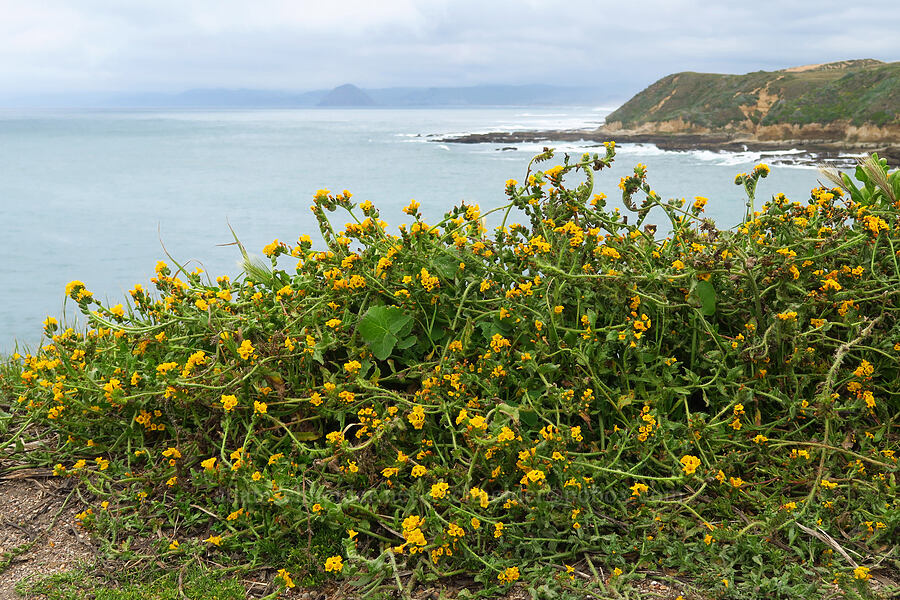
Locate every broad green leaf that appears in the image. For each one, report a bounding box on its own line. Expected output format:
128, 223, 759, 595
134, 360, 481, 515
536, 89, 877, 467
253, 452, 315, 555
536, 363, 560, 376
519, 409, 538, 429
359, 305, 413, 360
694, 280, 717, 316
367, 331, 396, 361
397, 316, 415, 338
432, 255, 460, 279
496, 403, 520, 422
396, 335, 416, 350
477, 321, 505, 341
425, 325, 447, 345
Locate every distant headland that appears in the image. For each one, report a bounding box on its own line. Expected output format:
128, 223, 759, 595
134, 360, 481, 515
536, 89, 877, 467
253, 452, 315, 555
439, 60, 900, 165
317, 84, 376, 106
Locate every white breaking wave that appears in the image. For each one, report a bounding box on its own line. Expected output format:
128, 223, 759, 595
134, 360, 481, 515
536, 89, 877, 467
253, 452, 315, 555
613, 143, 668, 156
436, 121, 603, 137
513, 112, 569, 117
683, 149, 763, 166
462, 140, 856, 171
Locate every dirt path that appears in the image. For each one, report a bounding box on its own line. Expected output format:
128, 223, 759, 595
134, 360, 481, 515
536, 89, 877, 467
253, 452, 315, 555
0, 475, 95, 600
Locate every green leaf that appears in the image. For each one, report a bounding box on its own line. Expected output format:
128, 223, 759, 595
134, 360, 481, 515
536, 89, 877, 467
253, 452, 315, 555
425, 325, 448, 345
396, 335, 416, 350
496, 403, 520, 422
694, 280, 717, 316
519, 409, 538, 429
359, 305, 413, 360
477, 321, 505, 341
638, 351, 655, 363
362, 327, 397, 360
616, 394, 634, 410
536, 363, 560, 376
397, 316, 415, 338
432, 255, 460, 279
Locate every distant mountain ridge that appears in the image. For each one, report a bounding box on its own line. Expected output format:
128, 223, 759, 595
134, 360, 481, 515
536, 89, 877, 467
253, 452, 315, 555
1, 84, 618, 108
603, 59, 900, 143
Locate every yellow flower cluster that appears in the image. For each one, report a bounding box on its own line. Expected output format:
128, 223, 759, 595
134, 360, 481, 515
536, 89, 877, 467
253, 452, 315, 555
220, 394, 238, 412
497, 566, 520, 583
680, 455, 702, 475
236, 340, 255, 360
324, 555, 344, 572
408, 404, 425, 429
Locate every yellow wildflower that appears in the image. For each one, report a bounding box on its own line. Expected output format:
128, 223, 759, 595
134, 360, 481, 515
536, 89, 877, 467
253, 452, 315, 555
277, 569, 295, 588
220, 394, 238, 412
324, 555, 344, 573
680, 455, 702, 475
498, 566, 520, 584
430, 481, 449, 499
236, 340, 255, 360
344, 360, 361, 375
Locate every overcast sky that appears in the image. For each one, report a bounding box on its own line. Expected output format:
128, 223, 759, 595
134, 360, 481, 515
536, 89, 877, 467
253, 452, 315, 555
1, 0, 898, 96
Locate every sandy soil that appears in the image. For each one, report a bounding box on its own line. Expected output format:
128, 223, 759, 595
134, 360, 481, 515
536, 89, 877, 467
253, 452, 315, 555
0, 473, 96, 600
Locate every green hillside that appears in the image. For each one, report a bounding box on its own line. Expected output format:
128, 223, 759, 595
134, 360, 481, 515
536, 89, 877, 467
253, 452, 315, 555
606, 59, 900, 130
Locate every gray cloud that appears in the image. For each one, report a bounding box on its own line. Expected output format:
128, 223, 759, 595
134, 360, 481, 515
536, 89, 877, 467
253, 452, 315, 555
0, 0, 897, 94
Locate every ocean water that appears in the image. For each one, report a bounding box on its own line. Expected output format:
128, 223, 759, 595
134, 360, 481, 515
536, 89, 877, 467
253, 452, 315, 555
0, 106, 840, 352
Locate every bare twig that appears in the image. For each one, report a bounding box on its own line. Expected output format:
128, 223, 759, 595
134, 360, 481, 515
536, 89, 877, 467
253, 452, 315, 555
795, 523, 861, 568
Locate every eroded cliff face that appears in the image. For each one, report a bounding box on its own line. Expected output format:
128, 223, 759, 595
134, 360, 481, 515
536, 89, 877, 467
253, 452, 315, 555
603, 119, 900, 143
753, 122, 900, 143
604, 118, 710, 135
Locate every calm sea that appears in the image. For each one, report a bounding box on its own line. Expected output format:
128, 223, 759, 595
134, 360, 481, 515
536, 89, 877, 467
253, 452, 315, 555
0, 107, 836, 352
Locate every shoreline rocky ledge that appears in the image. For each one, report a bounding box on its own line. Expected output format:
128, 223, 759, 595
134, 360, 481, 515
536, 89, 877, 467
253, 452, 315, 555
434, 128, 900, 167
437, 59, 900, 167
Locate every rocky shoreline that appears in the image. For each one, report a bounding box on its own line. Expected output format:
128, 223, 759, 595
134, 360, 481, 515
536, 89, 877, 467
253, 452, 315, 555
434, 128, 900, 167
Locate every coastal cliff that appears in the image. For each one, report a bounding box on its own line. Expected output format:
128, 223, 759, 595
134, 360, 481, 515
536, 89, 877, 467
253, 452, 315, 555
437, 59, 900, 165
603, 59, 899, 144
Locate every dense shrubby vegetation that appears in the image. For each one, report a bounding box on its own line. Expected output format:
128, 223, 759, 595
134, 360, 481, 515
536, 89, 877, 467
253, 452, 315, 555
1, 146, 898, 598
605, 60, 900, 130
